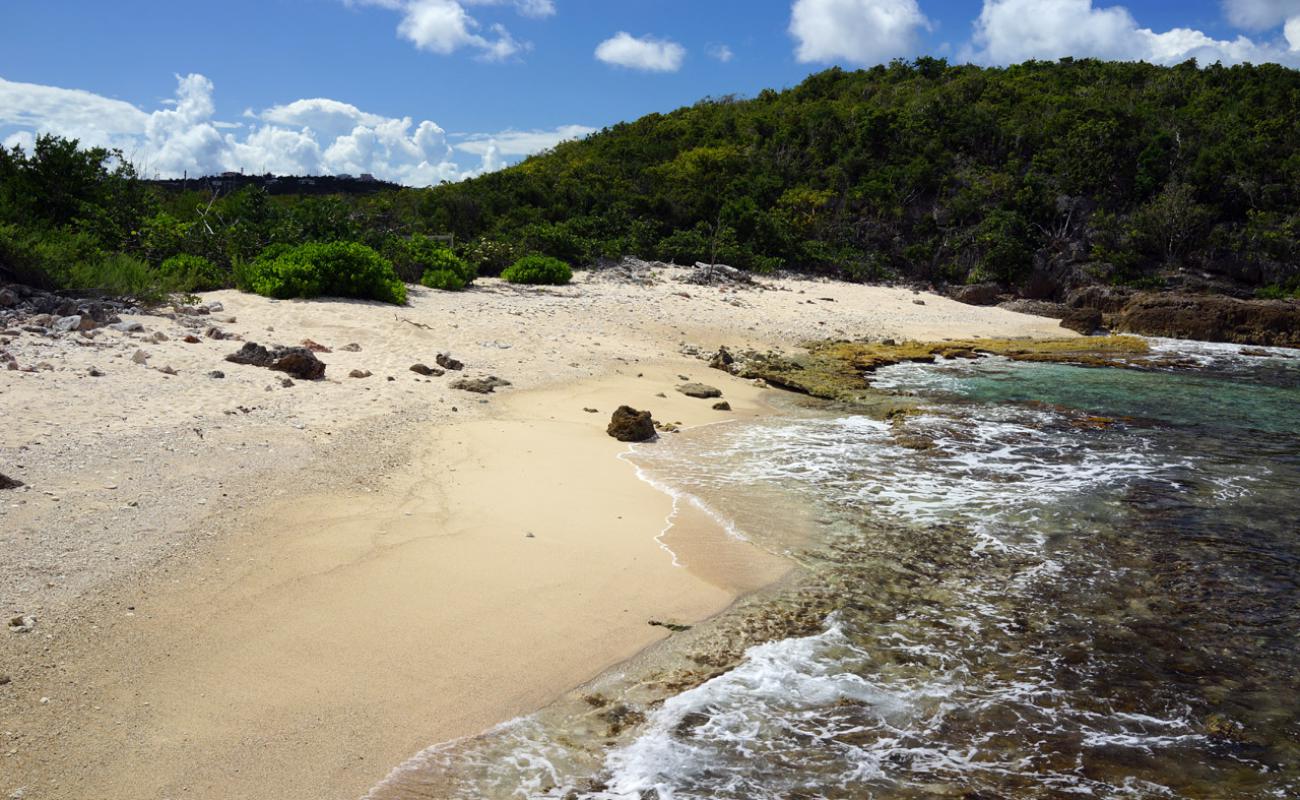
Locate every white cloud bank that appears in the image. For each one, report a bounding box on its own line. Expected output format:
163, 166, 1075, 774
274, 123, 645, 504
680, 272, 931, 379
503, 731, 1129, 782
0, 74, 593, 186
595, 32, 687, 72
967, 0, 1300, 65
347, 0, 554, 60
790, 0, 931, 65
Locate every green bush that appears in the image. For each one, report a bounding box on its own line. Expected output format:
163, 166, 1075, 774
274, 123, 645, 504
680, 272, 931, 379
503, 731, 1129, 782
462, 237, 521, 276
500, 254, 573, 286
420, 269, 468, 291
242, 241, 407, 304
159, 254, 224, 292
66, 253, 165, 301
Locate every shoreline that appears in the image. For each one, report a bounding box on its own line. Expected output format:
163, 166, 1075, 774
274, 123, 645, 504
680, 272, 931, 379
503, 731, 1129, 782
1, 269, 1075, 800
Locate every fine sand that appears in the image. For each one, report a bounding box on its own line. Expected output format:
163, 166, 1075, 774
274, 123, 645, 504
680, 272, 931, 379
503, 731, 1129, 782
0, 267, 1072, 799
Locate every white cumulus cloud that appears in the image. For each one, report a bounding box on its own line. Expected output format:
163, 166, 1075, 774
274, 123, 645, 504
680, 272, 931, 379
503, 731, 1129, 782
708, 43, 736, 62
595, 32, 687, 72
349, 0, 544, 60
1222, 0, 1300, 31
967, 0, 1300, 65
790, 0, 930, 65
0, 73, 588, 186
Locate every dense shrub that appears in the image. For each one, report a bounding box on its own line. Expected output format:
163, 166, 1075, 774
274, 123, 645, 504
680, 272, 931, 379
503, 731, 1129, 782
500, 254, 573, 286
66, 253, 165, 300
401, 234, 475, 291
159, 254, 224, 292
461, 237, 522, 276
242, 241, 407, 304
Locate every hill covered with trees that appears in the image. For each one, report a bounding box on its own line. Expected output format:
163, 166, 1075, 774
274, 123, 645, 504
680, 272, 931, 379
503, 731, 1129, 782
429, 58, 1300, 296
3, 58, 1300, 300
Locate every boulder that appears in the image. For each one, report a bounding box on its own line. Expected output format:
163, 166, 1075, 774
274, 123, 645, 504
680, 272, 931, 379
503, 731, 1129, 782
436, 352, 464, 371
607, 406, 656, 442
677, 382, 722, 399
1060, 309, 1103, 335
0, 472, 23, 490
951, 283, 1002, 306
225, 342, 326, 380
1112, 293, 1300, 348
0, 288, 17, 308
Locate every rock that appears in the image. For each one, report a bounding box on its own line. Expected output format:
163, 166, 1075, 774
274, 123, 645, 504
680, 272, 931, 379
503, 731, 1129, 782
109, 321, 145, 333
53, 315, 86, 333
145, 331, 169, 343
0, 288, 17, 307
349, 369, 372, 379
436, 352, 464, 371
340, 342, 362, 352
607, 406, 656, 442
88, 367, 105, 377
206, 301, 224, 313
709, 346, 735, 371
1060, 308, 1103, 335
8, 615, 35, 634
0, 473, 23, 490
677, 382, 722, 399
712, 401, 732, 411
1066, 285, 1134, 313
301, 338, 331, 353
951, 283, 1002, 306
157, 365, 177, 375
582, 407, 599, 413
1113, 293, 1300, 348
410, 363, 444, 377
451, 376, 511, 394
131, 349, 150, 364
208, 370, 225, 379
184, 335, 201, 343
682, 263, 754, 287
912, 299, 926, 305
225, 342, 326, 380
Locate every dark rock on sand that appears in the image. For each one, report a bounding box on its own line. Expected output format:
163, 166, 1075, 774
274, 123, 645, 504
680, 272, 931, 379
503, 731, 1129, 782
436, 352, 464, 371
349, 369, 373, 379
1060, 308, 1103, 335
1112, 293, 1300, 347
712, 401, 732, 411
709, 346, 735, 371
951, 283, 1002, 306
226, 342, 326, 380
451, 376, 511, 394
607, 406, 656, 442
410, 363, 445, 377
677, 382, 722, 399
0, 472, 23, 490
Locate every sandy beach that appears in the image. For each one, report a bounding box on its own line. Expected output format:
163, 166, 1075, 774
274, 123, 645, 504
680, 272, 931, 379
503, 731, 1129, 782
0, 267, 1072, 799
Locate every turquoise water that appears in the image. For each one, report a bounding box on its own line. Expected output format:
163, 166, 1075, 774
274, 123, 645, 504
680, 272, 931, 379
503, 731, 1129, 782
371, 341, 1300, 800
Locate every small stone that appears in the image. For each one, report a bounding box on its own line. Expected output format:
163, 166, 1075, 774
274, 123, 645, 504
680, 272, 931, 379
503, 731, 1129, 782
206, 301, 224, 313
109, 321, 145, 333
349, 369, 373, 379
0, 473, 23, 490
301, 338, 331, 353
410, 363, 444, 377
88, 367, 105, 377
450, 376, 510, 394
146, 331, 169, 343
436, 352, 465, 371
157, 365, 177, 375
340, 343, 362, 352
583, 407, 599, 413
183, 335, 201, 344
209, 370, 225, 379
712, 401, 732, 411
8, 615, 36, 634
131, 349, 150, 364
677, 383, 722, 399
913, 299, 926, 305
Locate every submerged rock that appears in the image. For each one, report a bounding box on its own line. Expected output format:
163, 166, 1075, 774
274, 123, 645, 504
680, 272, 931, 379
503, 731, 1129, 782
607, 406, 656, 442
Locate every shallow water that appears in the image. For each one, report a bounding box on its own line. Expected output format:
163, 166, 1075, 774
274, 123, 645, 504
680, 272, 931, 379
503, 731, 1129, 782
370, 340, 1300, 800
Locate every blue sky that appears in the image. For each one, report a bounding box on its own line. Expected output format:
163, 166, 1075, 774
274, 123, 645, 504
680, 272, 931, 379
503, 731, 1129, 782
3, 1, 1299, 184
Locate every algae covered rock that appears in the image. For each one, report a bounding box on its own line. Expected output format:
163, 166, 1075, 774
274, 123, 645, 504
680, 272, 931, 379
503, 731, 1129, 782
607, 406, 656, 442
677, 382, 722, 399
